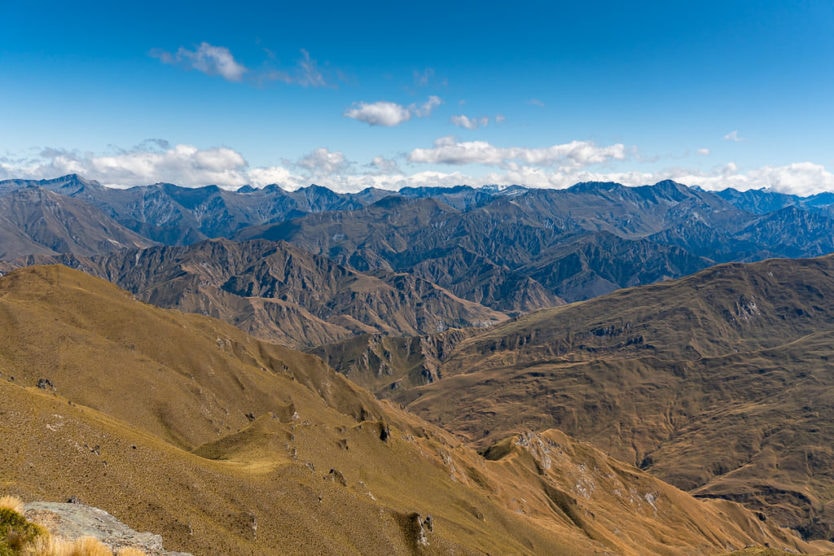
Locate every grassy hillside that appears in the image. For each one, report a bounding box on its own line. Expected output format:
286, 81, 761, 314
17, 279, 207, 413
0, 265, 825, 554
392, 255, 834, 539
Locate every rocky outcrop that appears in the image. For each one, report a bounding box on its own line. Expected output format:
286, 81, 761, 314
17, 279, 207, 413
24, 501, 190, 556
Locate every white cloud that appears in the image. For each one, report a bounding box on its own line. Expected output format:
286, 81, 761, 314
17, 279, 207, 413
408, 137, 626, 169
296, 147, 350, 176
752, 162, 834, 195
344, 101, 413, 126
153, 42, 247, 82
0, 144, 250, 188
450, 114, 489, 130
4, 141, 834, 197
528, 98, 545, 107
670, 161, 834, 196
154, 45, 333, 87
95, 144, 249, 187
724, 130, 743, 142
296, 49, 326, 87
275, 161, 834, 195
495, 114, 506, 124
368, 156, 402, 175
697, 148, 711, 156
248, 166, 299, 188
344, 96, 443, 127
263, 49, 327, 87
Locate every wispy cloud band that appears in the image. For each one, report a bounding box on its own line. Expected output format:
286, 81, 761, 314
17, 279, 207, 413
408, 137, 626, 169
152, 43, 330, 87
3, 142, 834, 197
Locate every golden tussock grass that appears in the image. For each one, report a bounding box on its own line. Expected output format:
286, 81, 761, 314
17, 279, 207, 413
1, 502, 45, 555
22, 534, 147, 556
0, 497, 24, 515
116, 548, 148, 556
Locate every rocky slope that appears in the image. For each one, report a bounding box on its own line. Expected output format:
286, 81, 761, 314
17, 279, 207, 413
310, 329, 474, 396
23, 501, 190, 555
75, 238, 506, 348
0, 187, 153, 260
0, 174, 368, 244
238, 180, 834, 307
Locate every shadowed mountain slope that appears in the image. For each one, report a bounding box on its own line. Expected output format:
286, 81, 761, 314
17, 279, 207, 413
374, 255, 834, 540
0, 175, 369, 245
0, 265, 827, 555
75, 238, 507, 348
310, 329, 475, 396
235, 186, 726, 307
0, 187, 153, 260
6, 175, 834, 313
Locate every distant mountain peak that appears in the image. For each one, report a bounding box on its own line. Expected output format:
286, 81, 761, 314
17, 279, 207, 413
37, 173, 104, 193
652, 179, 687, 190
261, 183, 287, 193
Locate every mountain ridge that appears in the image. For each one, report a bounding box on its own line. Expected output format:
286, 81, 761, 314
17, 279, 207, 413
6, 174, 834, 313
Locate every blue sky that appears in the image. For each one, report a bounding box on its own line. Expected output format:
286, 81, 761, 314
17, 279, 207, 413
2, 1, 833, 193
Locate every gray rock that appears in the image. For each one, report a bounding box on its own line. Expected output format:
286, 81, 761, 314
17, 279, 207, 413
24, 501, 191, 556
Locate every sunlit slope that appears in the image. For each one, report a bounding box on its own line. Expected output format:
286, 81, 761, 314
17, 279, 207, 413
400, 255, 834, 539
0, 265, 827, 554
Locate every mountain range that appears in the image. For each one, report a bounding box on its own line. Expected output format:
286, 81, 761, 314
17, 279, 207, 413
5, 174, 834, 551
0, 175, 834, 324
84, 238, 506, 348
4, 174, 834, 322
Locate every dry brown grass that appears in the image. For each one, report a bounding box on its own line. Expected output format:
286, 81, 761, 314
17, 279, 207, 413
723, 548, 803, 556
115, 548, 147, 556
392, 255, 834, 539
0, 496, 23, 514
23, 535, 119, 556
0, 265, 831, 555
